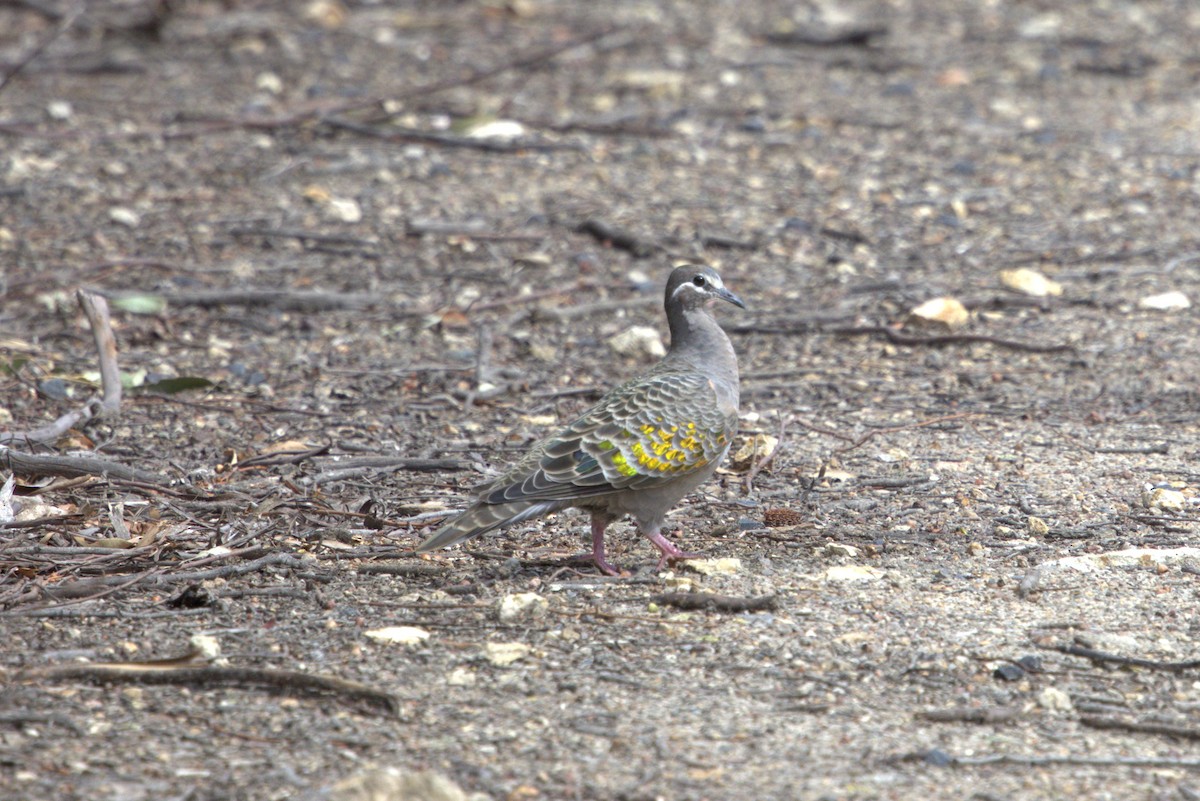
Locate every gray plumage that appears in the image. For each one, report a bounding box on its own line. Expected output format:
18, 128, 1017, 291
416, 265, 744, 575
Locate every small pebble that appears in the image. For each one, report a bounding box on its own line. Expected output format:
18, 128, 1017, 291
993, 663, 1025, 681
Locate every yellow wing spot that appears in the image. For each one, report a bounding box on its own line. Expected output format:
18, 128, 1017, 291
598, 440, 615, 451
658, 427, 674, 441
640, 424, 656, 437
612, 451, 638, 477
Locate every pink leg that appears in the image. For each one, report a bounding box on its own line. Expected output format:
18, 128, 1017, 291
589, 517, 622, 576
645, 527, 702, 570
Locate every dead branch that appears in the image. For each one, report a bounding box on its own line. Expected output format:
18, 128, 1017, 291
160, 289, 376, 312
761, 26, 888, 48
830, 324, 1074, 354
76, 289, 121, 414
1081, 715, 1200, 740
0, 552, 315, 612
0, 1, 85, 97
18, 661, 399, 717
0, 710, 84, 734
226, 226, 379, 248
306, 457, 468, 486
233, 443, 332, 469
397, 25, 623, 103
651, 591, 778, 613
1050, 642, 1200, 673
896, 751, 1200, 770
917, 706, 1023, 725
0, 290, 122, 447
699, 232, 760, 251
0, 450, 168, 484
576, 218, 661, 258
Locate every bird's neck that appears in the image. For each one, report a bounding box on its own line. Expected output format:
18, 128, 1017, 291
667, 306, 740, 406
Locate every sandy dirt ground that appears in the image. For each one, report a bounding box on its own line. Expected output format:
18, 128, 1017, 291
3, 2, 1200, 799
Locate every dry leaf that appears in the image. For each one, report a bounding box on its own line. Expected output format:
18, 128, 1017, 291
909, 297, 969, 329
1000, 267, 1063, 297
365, 626, 431, 645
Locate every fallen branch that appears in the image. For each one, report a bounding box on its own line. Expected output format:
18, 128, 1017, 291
652, 591, 777, 613
226, 226, 379, 248
306, 456, 469, 486
0, 290, 123, 447
576, 218, 661, 258
761, 26, 888, 48
1081, 715, 1200, 740
917, 706, 1023, 725
77, 290, 121, 414
160, 289, 376, 312
896, 750, 1200, 770
0, 450, 168, 484
0, 552, 315, 612
1050, 642, 1200, 673
18, 661, 399, 717
0, 1, 84, 97
830, 324, 1073, 354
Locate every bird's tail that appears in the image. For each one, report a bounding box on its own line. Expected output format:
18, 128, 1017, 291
415, 500, 560, 552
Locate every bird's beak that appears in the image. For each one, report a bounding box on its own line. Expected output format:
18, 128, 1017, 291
716, 285, 746, 309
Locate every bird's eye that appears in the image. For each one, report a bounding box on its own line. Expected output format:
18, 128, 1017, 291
692, 275, 707, 287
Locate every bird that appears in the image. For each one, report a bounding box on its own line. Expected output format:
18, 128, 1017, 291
416, 264, 744, 575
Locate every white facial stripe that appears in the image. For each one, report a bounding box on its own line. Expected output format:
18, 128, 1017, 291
671, 274, 722, 300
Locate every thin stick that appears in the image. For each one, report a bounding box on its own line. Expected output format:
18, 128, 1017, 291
0, 2, 85, 97
76, 290, 121, 414
0, 450, 168, 484
18, 662, 399, 717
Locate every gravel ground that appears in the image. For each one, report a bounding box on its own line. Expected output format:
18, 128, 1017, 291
2, 2, 1200, 800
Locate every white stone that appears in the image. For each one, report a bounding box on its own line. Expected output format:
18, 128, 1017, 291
364, 626, 430, 645
485, 642, 530, 667
608, 326, 666, 359
1139, 291, 1190, 311
1037, 686, 1073, 711
496, 592, 548, 623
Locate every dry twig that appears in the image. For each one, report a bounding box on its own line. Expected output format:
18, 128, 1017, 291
830, 324, 1073, 354
1051, 642, 1200, 673
18, 661, 399, 717
1081, 715, 1200, 740
0, 1, 85, 96
0, 290, 123, 448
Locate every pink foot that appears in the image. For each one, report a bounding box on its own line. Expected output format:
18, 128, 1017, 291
647, 529, 702, 570
562, 553, 623, 576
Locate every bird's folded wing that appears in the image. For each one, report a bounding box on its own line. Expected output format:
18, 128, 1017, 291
483, 372, 732, 505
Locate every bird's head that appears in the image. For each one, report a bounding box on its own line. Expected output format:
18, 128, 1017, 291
664, 265, 746, 312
